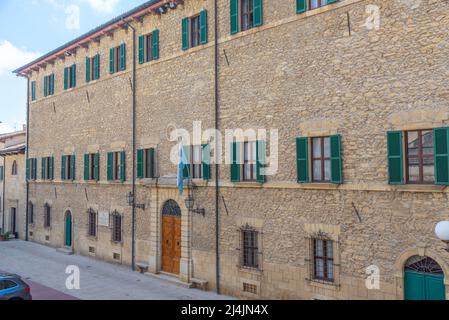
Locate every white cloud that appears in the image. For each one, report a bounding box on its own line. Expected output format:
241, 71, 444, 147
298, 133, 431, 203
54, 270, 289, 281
0, 41, 41, 75
65, 4, 81, 30
0, 123, 20, 135
80, 0, 120, 13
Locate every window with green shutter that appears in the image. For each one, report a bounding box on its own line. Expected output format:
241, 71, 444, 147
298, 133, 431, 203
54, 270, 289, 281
61, 155, 66, 180
109, 47, 115, 74
84, 153, 99, 181
387, 131, 404, 185
182, 12, 207, 50
31, 81, 36, 101
64, 65, 76, 89
298, 0, 338, 13
64, 67, 69, 90
26, 159, 30, 180
120, 43, 126, 71
137, 148, 156, 179
32, 158, 37, 180
61, 155, 75, 181
138, 35, 145, 64
202, 144, 211, 180
84, 154, 90, 180
434, 127, 449, 185
86, 55, 99, 82
86, 56, 91, 83
200, 10, 208, 45
107, 152, 114, 181
330, 135, 342, 184
152, 29, 159, 60
296, 137, 309, 183
139, 30, 160, 64
183, 145, 191, 179
41, 156, 53, 181
120, 151, 126, 182
41, 157, 47, 180
256, 140, 266, 183
110, 45, 126, 73
231, 141, 241, 182
230, 0, 239, 34
107, 151, 126, 182
137, 149, 144, 179
182, 17, 189, 50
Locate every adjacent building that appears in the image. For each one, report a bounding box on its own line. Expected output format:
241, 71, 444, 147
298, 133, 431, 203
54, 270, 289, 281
0, 129, 27, 239
13, 0, 449, 300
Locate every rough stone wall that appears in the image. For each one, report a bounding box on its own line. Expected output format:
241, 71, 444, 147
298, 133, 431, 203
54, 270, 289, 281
26, 0, 449, 299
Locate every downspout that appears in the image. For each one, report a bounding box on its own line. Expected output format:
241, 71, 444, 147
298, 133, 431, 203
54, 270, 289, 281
122, 18, 137, 272
25, 76, 30, 241
214, 0, 221, 295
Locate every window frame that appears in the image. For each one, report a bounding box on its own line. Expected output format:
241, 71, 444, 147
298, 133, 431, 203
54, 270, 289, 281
308, 0, 329, 10
145, 33, 153, 62
241, 0, 254, 32
44, 204, 51, 229
311, 136, 331, 182
405, 129, 435, 185
68, 65, 76, 89
313, 238, 334, 282
88, 153, 96, 181
64, 155, 75, 181
88, 209, 97, 237
190, 14, 201, 48
189, 145, 203, 179
243, 141, 257, 182
111, 211, 122, 243
241, 227, 259, 269
11, 161, 18, 176
28, 202, 34, 225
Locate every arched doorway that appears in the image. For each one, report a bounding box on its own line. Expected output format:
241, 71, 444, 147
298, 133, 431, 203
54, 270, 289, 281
161, 200, 181, 275
404, 256, 446, 300
64, 211, 72, 247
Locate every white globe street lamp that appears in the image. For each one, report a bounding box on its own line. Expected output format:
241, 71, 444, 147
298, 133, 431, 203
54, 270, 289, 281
435, 221, 449, 252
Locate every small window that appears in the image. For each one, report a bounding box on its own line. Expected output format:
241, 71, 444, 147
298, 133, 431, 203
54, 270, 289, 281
190, 15, 201, 48
405, 130, 434, 184
240, 227, 259, 269
44, 204, 51, 228
111, 211, 122, 243
313, 239, 334, 282
241, 0, 254, 31
309, 0, 330, 10
138, 148, 155, 179
0, 280, 18, 290
27, 158, 37, 180
109, 151, 125, 181
42, 157, 53, 181
0, 166, 4, 181
145, 33, 154, 62
28, 202, 34, 225
312, 137, 331, 182
43, 74, 54, 96
88, 209, 97, 237
62, 155, 75, 181
66, 65, 76, 89
190, 145, 203, 179
243, 141, 257, 181
11, 161, 17, 176
31, 81, 36, 101
86, 54, 100, 82
85, 153, 98, 181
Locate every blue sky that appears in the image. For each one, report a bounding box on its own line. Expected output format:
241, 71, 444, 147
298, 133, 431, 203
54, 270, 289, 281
0, 0, 145, 133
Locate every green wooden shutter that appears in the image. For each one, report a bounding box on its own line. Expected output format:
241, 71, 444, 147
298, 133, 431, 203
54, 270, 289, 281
31, 81, 36, 101
202, 144, 211, 180
328, 0, 338, 4
94, 153, 100, 181
120, 151, 126, 182
49, 157, 54, 180
109, 48, 115, 74
41, 158, 46, 180
33, 159, 37, 180
120, 43, 126, 71
86, 57, 91, 82
137, 149, 144, 179
147, 148, 155, 178
330, 135, 343, 184
387, 131, 404, 185
71, 64, 76, 88
84, 154, 90, 180
43, 76, 48, 97
95, 54, 100, 80
183, 146, 190, 178
26, 159, 30, 180
107, 152, 113, 181
253, 0, 263, 27
434, 127, 449, 185
64, 67, 68, 90
182, 17, 189, 50
138, 35, 145, 64
296, 137, 309, 183
231, 142, 241, 182
70, 155, 76, 181
61, 156, 66, 180
50, 74, 55, 95
152, 29, 159, 60
256, 140, 266, 183
230, 0, 239, 34
297, 0, 307, 13
200, 10, 208, 45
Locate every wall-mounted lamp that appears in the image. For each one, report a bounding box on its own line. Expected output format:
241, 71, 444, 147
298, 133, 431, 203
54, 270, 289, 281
435, 221, 449, 252
127, 192, 145, 210
184, 195, 205, 216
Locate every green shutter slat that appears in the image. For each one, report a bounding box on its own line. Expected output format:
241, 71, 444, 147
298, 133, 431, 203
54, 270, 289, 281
387, 131, 404, 185
107, 152, 113, 181
137, 149, 144, 179
231, 142, 241, 182
120, 151, 126, 182
33, 159, 37, 180
50, 74, 55, 95
70, 154, 76, 181
95, 54, 100, 80
64, 67, 68, 90
296, 137, 309, 183
71, 64, 76, 88
183, 146, 190, 178
147, 148, 155, 178
330, 135, 343, 184
120, 44, 126, 71
61, 156, 66, 180
138, 35, 145, 64
86, 57, 91, 82
109, 48, 115, 74
50, 157, 54, 180
152, 29, 159, 60
182, 17, 189, 50
434, 127, 449, 185
202, 144, 211, 180
200, 10, 208, 45
84, 154, 90, 181
41, 158, 46, 180
94, 153, 100, 181
26, 159, 30, 180
253, 0, 263, 27
297, 0, 307, 13
43, 76, 48, 97
256, 140, 266, 183
31, 81, 36, 101
230, 0, 239, 34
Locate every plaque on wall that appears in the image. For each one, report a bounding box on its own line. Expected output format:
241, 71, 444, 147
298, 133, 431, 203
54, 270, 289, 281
98, 211, 109, 227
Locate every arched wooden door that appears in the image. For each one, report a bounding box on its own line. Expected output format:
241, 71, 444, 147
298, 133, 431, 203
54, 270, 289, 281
64, 211, 72, 247
404, 256, 446, 300
161, 200, 181, 275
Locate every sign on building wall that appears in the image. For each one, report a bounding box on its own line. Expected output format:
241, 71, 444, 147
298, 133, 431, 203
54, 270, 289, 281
98, 211, 109, 227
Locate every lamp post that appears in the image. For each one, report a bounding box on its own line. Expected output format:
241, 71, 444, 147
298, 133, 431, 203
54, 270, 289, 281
435, 221, 449, 252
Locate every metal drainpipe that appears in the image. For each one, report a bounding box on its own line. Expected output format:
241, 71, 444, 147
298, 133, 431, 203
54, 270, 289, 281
214, 0, 221, 295
121, 19, 137, 272
25, 76, 30, 241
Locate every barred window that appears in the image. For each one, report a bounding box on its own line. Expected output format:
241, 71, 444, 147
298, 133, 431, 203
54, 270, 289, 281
44, 204, 51, 228
241, 228, 259, 269
111, 211, 122, 243
28, 202, 34, 225
88, 209, 97, 237
313, 239, 334, 282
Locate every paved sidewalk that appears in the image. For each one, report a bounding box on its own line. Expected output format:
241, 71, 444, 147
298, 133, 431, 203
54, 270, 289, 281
0, 240, 231, 300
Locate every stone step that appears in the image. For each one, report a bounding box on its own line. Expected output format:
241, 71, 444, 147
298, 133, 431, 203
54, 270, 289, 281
144, 272, 193, 289
56, 247, 74, 255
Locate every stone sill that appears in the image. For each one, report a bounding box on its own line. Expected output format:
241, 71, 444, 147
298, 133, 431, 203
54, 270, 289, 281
306, 278, 340, 291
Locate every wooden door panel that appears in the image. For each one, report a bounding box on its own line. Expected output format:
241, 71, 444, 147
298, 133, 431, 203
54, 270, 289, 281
161, 215, 181, 275
173, 217, 181, 274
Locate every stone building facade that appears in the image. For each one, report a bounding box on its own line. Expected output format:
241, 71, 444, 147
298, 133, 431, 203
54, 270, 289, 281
14, 0, 449, 299
0, 129, 27, 239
